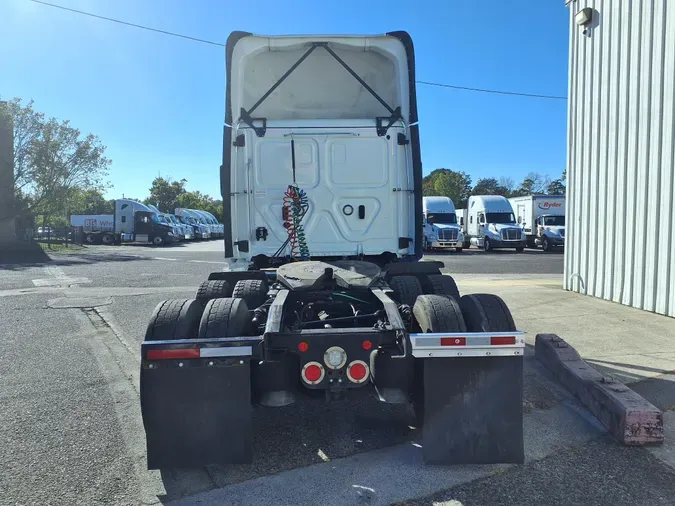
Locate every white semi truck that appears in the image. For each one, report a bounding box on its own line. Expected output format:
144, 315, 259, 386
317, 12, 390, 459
176, 208, 215, 239
422, 196, 464, 252
140, 31, 525, 470
461, 195, 526, 252
71, 199, 176, 246
175, 209, 211, 240
146, 205, 192, 241
508, 195, 565, 251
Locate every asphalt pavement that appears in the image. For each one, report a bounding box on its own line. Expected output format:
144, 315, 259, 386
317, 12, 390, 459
0, 240, 672, 506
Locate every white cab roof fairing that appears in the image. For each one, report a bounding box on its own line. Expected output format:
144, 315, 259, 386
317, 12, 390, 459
221, 31, 423, 260
115, 199, 155, 214
469, 195, 515, 213
423, 196, 457, 214
228, 34, 411, 123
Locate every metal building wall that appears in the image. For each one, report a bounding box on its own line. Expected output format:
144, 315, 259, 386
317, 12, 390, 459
564, 0, 675, 317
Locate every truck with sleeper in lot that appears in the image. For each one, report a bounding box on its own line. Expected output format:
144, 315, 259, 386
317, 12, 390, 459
422, 196, 464, 252
147, 205, 188, 241
461, 195, 526, 252
509, 195, 565, 251
176, 208, 214, 239
140, 31, 525, 470
175, 209, 211, 240
192, 209, 224, 238
71, 200, 176, 246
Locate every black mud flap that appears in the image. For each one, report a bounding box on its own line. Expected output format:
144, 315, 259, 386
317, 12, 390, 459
420, 356, 524, 465
140, 358, 252, 469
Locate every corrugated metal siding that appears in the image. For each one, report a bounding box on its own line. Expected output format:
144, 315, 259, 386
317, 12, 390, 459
564, 0, 675, 318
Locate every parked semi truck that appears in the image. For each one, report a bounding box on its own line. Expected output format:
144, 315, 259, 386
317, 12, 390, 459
508, 195, 565, 251
459, 195, 526, 252
422, 196, 464, 252
176, 208, 214, 239
71, 200, 176, 246
147, 205, 191, 241
140, 31, 525, 470
192, 209, 224, 238
175, 209, 211, 240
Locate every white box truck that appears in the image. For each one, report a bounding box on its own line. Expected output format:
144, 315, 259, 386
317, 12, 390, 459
139, 31, 525, 471
422, 196, 464, 252
70, 199, 177, 246
463, 195, 526, 252
508, 195, 565, 251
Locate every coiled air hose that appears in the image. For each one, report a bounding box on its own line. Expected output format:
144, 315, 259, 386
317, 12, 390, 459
274, 184, 310, 260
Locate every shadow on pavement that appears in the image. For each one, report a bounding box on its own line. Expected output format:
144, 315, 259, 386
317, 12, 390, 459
0, 242, 53, 267
155, 387, 414, 503
0, 249, 152, 271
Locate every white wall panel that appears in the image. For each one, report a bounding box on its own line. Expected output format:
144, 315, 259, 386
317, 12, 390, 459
564, 0, 675, 317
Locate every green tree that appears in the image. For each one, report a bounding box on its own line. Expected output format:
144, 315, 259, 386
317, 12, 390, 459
471, 178, 509, 196
144, 177, 187, 212
547, 179, 566, 195
422, 169, 472, 207
1, 97, 111, 220
512, 172, 551, 196
67, 188, 114, 215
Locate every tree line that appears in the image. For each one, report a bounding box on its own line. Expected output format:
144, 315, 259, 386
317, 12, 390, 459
2, 97, 222, 228
4, 96, 564, 228
423, 169, 566, 209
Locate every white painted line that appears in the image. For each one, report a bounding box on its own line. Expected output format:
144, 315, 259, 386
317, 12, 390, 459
188, 260, 226, 264
152, 257, 177, 261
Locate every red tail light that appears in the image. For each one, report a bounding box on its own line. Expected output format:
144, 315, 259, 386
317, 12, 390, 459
362, 340, 373, 351
301, 361, 325, 384
440, 337, 466, 346
491, 336, 516, 345
298, 341, 309, 352
346, 360, 369, 384
147, 348, 200, 360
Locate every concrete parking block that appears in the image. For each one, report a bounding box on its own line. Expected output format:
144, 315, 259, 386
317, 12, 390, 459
535, 333, 663, 446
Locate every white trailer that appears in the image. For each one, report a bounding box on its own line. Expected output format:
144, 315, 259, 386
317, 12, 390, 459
70, 215, 114, 232
70, 200, 176, 246
508, 195, 565, 251
422, 196, 464, 252
463, 195, 526, 252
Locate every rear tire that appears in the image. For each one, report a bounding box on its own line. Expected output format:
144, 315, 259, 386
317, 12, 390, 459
411, 295, 466, 425
145, 299, 203, 341
421, 274, 460, 302
412, 294, 467, 333
196, 279, 232, 303
388, 275, 424, 307
85, 233, 97, 244
459, 293, 516, 332
231, 279, 268, 309
101, 233, 115, 245
198, 297, 251, 338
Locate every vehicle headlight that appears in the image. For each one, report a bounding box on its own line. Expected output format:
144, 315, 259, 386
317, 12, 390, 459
167, 232, 174, 236
457, 231, 464, 240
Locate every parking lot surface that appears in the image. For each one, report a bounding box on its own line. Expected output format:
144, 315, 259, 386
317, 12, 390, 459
1, 241, 672, 505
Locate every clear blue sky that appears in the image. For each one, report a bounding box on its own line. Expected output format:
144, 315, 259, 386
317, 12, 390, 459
1, 0, 570, 200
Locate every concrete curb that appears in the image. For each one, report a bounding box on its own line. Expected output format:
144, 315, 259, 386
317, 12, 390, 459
535, 333, 664, 445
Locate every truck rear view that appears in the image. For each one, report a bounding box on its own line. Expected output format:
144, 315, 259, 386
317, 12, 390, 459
140, 31, 525, 471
